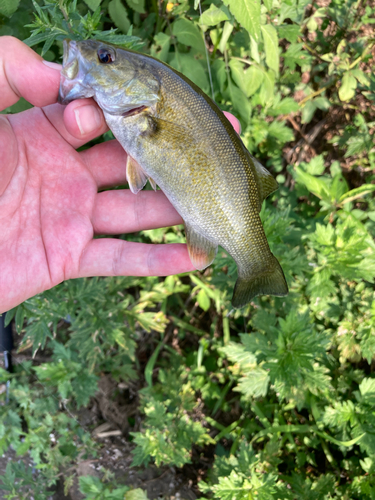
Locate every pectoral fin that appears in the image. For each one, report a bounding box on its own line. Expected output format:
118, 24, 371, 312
148, 177, 157, 191
126, 155, 148, 194
185, 222, 217, 270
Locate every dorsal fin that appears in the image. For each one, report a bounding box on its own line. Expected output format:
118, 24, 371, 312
250, 156, 279, 210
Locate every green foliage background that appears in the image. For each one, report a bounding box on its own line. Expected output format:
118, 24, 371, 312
1, 0, 375, 498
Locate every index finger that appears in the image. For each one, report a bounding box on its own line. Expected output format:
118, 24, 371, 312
0, 36, 61, 111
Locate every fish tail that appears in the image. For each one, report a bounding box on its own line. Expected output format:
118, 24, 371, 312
232, 255, 288, 308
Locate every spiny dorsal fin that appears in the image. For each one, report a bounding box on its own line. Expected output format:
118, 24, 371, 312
251, 156, 279, 210
126, 155, 148, 194
185, 222, 218, 271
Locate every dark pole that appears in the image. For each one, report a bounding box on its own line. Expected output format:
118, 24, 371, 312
0, 314, 14, 402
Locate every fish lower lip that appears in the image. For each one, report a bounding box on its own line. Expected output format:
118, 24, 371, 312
122, 106, 148, 118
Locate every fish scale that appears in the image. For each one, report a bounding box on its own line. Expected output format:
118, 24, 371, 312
58, 39, 288, 308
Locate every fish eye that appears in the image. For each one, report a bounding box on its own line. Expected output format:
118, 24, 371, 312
97, 48, 115, 64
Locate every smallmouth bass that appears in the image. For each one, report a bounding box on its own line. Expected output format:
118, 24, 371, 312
58, 39, 288, 308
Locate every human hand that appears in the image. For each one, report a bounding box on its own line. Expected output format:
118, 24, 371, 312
0, 36, 241, 314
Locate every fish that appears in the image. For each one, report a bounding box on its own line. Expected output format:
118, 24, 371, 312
58, 39, 288, 308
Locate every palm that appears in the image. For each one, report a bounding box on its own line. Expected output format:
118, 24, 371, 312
0, 36, 240, 313
0, 104, 190, 312
2, 107, 95, 306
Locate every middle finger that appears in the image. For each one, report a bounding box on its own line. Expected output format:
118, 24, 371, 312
92, 189, 183, 235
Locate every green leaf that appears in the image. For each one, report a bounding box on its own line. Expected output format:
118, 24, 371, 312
145, 341, 164, 387
125, 489, 149, 500
339, 184, 375, 205
303, 155, 325, 175
229, 59, 247, 95
200, 4, 229, 26
222, 0, 261, 41
197, 289, 210, 311
108, 0, 131, 34
170, 54, 209, 92
125, 0, 145, 13
277, 24, 300, 43
15, 305, 25, 333
263, 0, 273, 12
4, 307, 17, 328
153, 32, 170, 62
295, 167, 331, 201
301, 100, 316, 124
351, 68, 370, 86
268, 97, 298, 116
172, 18, 205, 52
243, 65, 263, 96
237, 368, 270, 397
83, 0, 102, 11
219, 20, 234, 53
330, 173, 348, 202
229, 81, 251, 122
339, 72, 357, 101
0, 0, 20, 17
261, 24, 279, 76
258, 69, 275, 106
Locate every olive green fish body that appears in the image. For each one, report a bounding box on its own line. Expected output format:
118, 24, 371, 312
59, 40, 288, 307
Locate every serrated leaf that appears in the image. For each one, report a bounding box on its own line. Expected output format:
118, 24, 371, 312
222, 0, 261, 41
108, 0, 131, 34
200, 4, 229, 26
83, 0, 102, 11
261, 24, 279, 76
268, 97, 298, 115
172, 18, 205, 52
339, 72, 357, 101
237, 368, 270, 397
277, 24, 300, 43
303, 155, 325, 175
0, 0, 20, 17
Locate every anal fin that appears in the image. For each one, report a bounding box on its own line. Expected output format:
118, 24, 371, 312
185, 222, 217, 270
126, 155, 148, 194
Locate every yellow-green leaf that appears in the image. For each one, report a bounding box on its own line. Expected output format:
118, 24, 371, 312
339, 72, 357, 101
261, 24, 279, 76
222, 0, 261, 41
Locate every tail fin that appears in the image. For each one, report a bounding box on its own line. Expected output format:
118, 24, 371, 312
232, 255, 288, 308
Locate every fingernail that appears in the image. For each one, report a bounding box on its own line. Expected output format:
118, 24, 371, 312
74, 105, 103, 135
42, 60, 62, 71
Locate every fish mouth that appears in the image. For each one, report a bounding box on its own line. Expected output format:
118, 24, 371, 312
58, 39, 94, 104
122, 105, 148, 118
